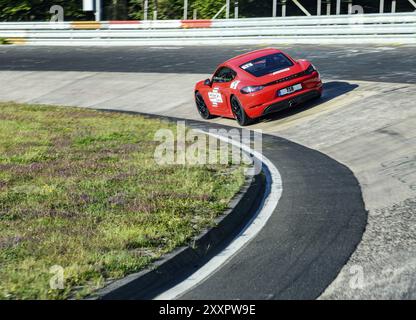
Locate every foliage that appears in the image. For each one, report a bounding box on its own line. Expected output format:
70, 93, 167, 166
192, 0, 227, 19
1, 0, 407, 22
128, 0, 184, 20
0, 0, 279, 21
0, 0, 88, 22
0, 102, 245, 299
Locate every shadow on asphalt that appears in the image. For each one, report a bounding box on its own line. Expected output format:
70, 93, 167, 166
258, 81, 359, 124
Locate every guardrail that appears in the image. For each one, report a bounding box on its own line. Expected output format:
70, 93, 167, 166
1, 12, 415, 45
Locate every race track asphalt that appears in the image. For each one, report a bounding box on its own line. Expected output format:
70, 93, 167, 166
1, 44, 414, 299
158, 120, 367, 300
0, 44, 415, 83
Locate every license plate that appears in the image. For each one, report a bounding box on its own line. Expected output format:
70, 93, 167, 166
278, 84, 302, 96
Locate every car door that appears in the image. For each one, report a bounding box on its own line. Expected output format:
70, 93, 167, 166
206, 66, 236, 117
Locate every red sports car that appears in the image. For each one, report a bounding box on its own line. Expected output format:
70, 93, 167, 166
194, 48, 323, 126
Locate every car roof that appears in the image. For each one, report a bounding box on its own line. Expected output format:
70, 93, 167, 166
224, 48, 283, 69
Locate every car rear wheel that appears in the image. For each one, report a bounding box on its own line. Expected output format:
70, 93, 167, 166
231, 96, 252, 126
195, 92, 213, 120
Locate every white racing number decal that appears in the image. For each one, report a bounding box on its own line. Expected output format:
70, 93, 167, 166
230, 80, 240, 90
208, 88, 223, 107
241, 63, 253, 70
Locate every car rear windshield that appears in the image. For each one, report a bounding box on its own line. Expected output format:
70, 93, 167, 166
239, 53, 294, 77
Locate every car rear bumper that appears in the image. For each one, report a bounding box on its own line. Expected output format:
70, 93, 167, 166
262, 90, 321, 116
244, 84, 323, 118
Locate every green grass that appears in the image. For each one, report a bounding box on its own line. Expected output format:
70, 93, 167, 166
0, 38, 9, 45
0, 103, 246, 299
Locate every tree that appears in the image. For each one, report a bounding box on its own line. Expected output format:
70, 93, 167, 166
105, 0, 128, 20
128, 0, 184, 20
157, 0, 184, 19
1, 0, 414, 22
192, 0, 227, 19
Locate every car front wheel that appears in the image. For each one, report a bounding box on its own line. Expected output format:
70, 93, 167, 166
231, 96, 252, 126
195, 91, 213, 120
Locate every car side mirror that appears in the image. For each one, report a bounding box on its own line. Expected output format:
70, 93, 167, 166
204, 78, 212, 87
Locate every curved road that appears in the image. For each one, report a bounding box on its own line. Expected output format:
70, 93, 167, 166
0, 44, 415, 83
168, 120, 366, 300
0, 44, 415, 299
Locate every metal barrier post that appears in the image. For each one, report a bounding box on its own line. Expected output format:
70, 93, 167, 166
273, 0, 278, 17
184, 0, 188, 20
391, 0, 396, 13
336, 0, 341, 15
380, 0, 384, 13
347, 0, 352, 14
226, 0, 230, 19
324, 0, 332, 15
95, 0, 102, 21
144, 0, 148, 20
234, 1, 239, 18
317, 0, 322, 15
281, 0, 287, 17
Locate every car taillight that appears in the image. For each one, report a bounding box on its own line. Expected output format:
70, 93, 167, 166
240, 85, 264, 94
305, 64, 316, 75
